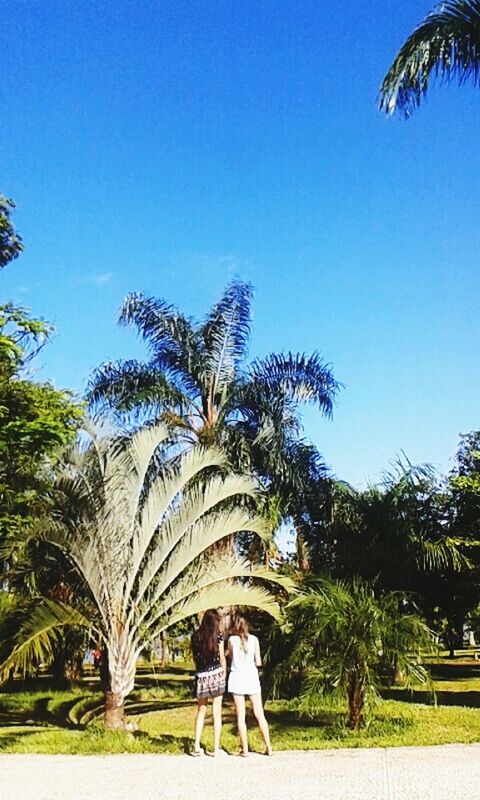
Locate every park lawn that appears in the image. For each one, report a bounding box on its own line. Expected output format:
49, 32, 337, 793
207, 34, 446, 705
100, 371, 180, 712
2, 692, 480, 753
135, 698, 480, 753
2, 658, 480, 754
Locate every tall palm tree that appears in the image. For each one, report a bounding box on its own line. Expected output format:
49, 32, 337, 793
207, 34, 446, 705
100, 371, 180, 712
0, 420, 291, 729
270, 578, 434, 730
379, 1, 480, 117
87, 280, 338, 508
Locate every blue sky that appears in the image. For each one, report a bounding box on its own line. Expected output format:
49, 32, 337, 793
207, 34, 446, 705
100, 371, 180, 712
1, 0, 479, 487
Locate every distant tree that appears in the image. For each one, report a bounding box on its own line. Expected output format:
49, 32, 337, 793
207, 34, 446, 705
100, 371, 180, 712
379, 1, 480, 117
302, 462, 464, 590
431, 431, 480, 655
0, 195, 23, 269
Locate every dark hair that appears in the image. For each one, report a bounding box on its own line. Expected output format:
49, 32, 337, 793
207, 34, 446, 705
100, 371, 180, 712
230, 614, 249, 653
192, 609, 221, 663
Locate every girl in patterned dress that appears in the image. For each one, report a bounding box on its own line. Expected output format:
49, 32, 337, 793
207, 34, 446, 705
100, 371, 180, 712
191, 609, 226, 756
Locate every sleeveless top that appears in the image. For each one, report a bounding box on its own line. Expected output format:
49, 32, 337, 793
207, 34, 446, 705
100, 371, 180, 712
228, 634, 261, 695
229, 634, 258, 674
191, 633, 223, 673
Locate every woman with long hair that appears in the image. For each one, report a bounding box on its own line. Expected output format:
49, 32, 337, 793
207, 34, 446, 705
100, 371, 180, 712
226, 614, 272, 756
191, 608, 226, 756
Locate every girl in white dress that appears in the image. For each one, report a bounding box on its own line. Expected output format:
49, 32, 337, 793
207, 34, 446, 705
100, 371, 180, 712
226, 615, 272, 756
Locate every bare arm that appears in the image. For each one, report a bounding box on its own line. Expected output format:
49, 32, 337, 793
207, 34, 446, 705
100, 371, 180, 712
254, 637, 262, 668
219, 640, 226, 672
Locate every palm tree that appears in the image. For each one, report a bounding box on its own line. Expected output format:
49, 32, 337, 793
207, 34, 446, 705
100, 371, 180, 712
0, 420, 292, 729
87, 280, 338, 510
271, 578, 434, 730
379, 1, 480, 117
302, 462, 466, 588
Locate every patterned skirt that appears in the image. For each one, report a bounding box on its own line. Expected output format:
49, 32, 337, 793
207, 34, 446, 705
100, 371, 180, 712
194, 667, 226, 699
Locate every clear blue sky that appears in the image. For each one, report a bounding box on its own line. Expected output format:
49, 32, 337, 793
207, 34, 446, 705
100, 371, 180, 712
1, 0, 479, 487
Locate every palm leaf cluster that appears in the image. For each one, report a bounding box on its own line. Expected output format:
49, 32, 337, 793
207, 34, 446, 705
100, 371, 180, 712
0, 420, 291, 719
303, 462, 467, 586
380, 0, 480, 116
87, 280, 338, 515
269, 578, 434, 730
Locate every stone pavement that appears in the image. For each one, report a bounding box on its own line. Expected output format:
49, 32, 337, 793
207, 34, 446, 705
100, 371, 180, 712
2, 744, 480, 800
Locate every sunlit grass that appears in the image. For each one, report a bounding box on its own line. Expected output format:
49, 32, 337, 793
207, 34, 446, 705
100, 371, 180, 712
2, 659, 480, 754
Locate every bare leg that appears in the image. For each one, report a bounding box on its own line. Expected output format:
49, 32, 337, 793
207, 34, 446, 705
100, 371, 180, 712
212, 695, 223, 754
250, 693, 272, 754
194, 700, 207, 752
233, 694, 248, 755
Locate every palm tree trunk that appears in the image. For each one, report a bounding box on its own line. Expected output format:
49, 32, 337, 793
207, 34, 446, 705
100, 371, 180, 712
160, 631, 169, 667
104, 689, 125, 731
295, 529, 310, 575
347, 678, 364, 731
100, 646, 126, 731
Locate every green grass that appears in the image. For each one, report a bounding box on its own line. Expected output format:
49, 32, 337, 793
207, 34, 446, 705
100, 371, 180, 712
2, 656, 480, 754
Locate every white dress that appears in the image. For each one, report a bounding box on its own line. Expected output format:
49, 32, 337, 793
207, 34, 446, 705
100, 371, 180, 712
228, 634, 262, 695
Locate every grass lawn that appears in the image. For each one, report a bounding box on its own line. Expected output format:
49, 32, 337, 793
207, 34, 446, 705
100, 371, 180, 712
2, 655, 480, 754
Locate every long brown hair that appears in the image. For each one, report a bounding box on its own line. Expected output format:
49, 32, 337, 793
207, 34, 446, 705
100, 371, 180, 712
192, 609, 221, 662
230, 614, 249, 653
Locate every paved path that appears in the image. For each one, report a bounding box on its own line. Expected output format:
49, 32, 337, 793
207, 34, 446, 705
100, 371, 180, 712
2, 744, 480, 800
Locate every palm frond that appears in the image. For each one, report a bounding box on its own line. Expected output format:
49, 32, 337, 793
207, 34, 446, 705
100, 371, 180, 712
143, 555, 294, 631
248, 352, 339, 416
87, 359, 186, 414
136, 507, 270, 617
155, 581, 285, 631
201, 280, 253, 399
0, 599, 90, 683
119, 293, 201, 396
379, 0, 480, 116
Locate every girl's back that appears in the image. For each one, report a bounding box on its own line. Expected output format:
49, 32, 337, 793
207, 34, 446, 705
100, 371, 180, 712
229, 634, 257, 673
228, 634, 261, 696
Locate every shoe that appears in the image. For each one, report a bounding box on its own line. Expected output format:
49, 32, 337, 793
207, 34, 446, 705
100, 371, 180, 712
191, 747, 204, 757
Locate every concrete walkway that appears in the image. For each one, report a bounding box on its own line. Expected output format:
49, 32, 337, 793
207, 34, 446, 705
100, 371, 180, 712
2, 744, 479, 800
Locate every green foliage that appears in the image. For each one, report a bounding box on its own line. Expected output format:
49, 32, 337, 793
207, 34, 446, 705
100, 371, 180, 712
379, 0, 480, 117
0, 196, 23, 269
0, 419, 292, 726
87, 280, 337, 527
269, 578, 434, 730
303, 461, 466, 593
0, 305, 82, 544
0, 596, 90, 683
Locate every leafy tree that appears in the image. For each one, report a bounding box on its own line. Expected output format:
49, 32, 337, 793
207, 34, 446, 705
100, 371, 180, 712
0, 304, 82, 545
87, 281, 338, 529
379, 0, 480, 117
0, 195, 23, 269
0, 195, 84, 682
428, 431, 480, 655
302, 462, 465, 593
0, 420, 291, 729
270, 578, 433, 730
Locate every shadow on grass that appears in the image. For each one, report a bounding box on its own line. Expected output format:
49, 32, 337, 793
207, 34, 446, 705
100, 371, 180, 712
429, 662, 480, 681
382, 688, 480, 708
